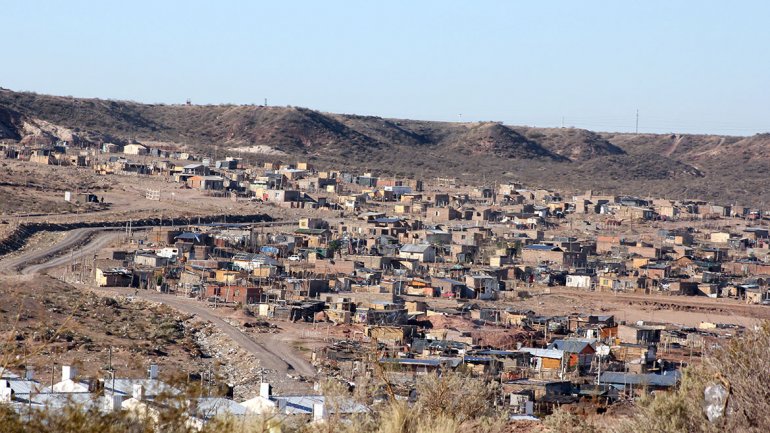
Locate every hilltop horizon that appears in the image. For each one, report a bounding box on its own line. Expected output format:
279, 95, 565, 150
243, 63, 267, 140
4, 87, 766, 138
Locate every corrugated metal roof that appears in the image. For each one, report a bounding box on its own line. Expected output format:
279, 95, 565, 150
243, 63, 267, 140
104, 379, 180, 397
271, 395, 368, 415
379, 357, 462, 367
463, 356, 494, 363
194, 397, 247, 418
374, 217, 402, 224
548, 339, 595, 354
30, 393, 106, 409
524, 244, 560, 251
400, 244, 432, 253
175, 232, 203, 242
600, 371, 680, 387
475, 349, 521, 356
434, 277, 464, 285
518, 348, 564, 359
1, 378, 41, 395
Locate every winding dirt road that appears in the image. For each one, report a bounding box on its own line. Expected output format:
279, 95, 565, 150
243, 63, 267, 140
0, 227, 122, 274
102, 287, 316, 377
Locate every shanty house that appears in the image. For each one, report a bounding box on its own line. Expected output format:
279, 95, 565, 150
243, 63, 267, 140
399, 244, 436, 262
548, 339, 596, 368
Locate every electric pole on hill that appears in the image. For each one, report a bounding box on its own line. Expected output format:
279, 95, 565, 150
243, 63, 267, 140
635, 109, 639, 134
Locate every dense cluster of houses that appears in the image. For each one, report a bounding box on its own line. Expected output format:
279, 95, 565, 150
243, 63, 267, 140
4, 140, 769, 419
86, 151, 770, 308
78, 158, 768, 417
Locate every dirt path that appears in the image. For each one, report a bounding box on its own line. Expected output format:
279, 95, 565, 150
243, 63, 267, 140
22, 231, 123, 275
104, 288, 316, 378
542, 287, 770, 326
0, 227, 120, 274
663, 134, 684, 157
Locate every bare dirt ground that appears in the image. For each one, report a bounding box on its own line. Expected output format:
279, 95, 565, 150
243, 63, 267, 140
0, 186, 81, 216
406, 282, 769, 330
503, 287, 766, 329
0, 228, 122, 275
0, 231, 68, 263
0, 159, 325, 239
94, 286, 316, 393
0, 274, 209, 390
538, 287, 769, 328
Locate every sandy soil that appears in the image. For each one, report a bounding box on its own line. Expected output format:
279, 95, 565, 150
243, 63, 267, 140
491, 287, 768, 329
0, 274, 210, 390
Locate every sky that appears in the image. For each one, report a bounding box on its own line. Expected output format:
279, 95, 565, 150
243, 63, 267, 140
2, 1, 769, 135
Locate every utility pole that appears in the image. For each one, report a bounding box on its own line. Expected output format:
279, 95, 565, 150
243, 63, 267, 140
635, 109, 639, 134
597, 353, 601, 385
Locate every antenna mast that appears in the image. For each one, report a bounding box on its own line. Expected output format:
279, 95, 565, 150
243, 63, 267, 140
635, 109, 639, 134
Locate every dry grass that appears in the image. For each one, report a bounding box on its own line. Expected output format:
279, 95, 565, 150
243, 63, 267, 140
607, 322, 770, 433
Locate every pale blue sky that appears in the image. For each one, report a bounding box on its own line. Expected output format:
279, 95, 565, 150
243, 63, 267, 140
2, 1, 768, 135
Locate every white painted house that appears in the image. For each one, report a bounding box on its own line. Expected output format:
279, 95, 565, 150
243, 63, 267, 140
398, 244, 436, 262
566, 274, 594, 289
123, 143, 149, 155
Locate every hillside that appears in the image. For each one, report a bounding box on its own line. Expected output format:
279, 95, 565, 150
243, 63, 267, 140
1, 88, 769, 205
516, 126, 626, 161
0, 274, 207, 387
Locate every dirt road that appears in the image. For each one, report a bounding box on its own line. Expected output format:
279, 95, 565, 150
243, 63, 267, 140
547, 287, 770, 321
502, 287, 770, 328
101, 287, 316, 378
0, 227, 122, 274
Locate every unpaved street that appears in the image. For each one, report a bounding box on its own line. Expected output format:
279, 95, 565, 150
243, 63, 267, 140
0, 227, 121, 274
100, 286, 316, 378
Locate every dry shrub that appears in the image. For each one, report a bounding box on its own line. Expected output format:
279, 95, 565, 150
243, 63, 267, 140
0, 401, 153, 433
543, 406, 597, 433
372, 400, 475, 433
413, 370, 498, 425
613, 322, 770, 433
303, 371, 506, 433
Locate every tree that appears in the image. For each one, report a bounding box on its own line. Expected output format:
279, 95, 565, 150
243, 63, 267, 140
327, 240, 342, 258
